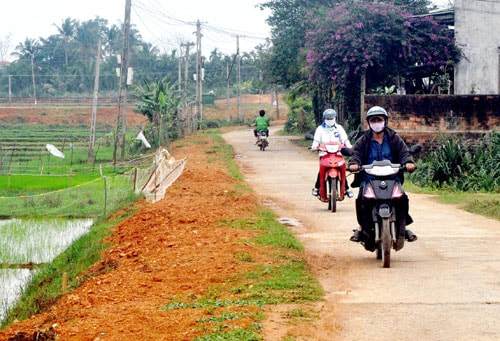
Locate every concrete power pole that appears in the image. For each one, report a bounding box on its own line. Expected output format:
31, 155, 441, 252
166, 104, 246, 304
120, 0, 132, 160
226, 63, 230, 122
195, 20, 203, 126
113, 0, 131, 164
236, 35, 242, 121
181, 42, 194, 133
88, 38, 101, 164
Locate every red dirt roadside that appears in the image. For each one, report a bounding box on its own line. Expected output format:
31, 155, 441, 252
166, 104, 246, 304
0, 131, 288, 340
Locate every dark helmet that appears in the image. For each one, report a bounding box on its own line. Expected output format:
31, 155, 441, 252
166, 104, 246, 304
259, 109, 266, 117
366, 106, 388, 121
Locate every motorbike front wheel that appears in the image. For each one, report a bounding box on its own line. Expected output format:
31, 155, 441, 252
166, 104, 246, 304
327, 177, 339, 212
380, 218, 392, 268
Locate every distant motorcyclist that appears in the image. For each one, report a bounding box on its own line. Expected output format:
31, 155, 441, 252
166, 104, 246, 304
348, 106, 417, 250
310, 108, 353, 198
253, 109, 270, 144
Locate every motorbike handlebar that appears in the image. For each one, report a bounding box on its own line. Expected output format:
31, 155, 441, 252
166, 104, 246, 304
349, 162, 417, 174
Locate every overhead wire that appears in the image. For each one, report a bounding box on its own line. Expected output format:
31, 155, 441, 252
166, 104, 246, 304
131, 0, 269, 56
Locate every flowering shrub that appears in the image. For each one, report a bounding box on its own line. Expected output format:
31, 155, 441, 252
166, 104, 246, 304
304, 2, 460, 92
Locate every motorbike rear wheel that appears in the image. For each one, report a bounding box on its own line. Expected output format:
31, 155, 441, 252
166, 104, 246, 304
259, 139, 267, 151
381, 218, 392, 268
327, 177, 338, 212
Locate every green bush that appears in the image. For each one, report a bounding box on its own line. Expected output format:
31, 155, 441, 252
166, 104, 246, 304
411, 132, 500, 192
284, 97, 315, 134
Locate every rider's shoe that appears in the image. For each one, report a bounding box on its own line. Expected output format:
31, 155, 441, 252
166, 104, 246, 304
405, 230, 418, 242
350, 229, 361, 242
311, 188, 319, 197
394, 236, 405, 251
346, 190, 354, 198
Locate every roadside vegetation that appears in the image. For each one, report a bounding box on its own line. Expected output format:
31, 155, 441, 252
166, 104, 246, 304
407, 131, 500, 221
1, 128, 323, 340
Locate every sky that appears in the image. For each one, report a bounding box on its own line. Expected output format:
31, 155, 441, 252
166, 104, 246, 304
0, 0, 452, 62
0, 0, 271, 61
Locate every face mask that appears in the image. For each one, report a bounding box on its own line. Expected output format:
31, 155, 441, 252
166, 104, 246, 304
369, 121, 385, 133
325, 118, 335, 127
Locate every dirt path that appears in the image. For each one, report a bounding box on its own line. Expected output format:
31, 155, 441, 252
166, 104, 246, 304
223, 126, 500, 341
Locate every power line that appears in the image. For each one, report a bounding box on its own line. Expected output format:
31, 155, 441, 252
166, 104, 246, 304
131, 0, 269, 55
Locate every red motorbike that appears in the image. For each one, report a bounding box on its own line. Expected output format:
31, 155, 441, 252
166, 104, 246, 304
316, 142, 350, 212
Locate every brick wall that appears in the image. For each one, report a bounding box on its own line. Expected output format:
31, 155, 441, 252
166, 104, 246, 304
364, 94, 500, 151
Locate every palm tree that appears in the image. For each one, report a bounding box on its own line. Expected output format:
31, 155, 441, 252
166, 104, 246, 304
12, 38, 40, 103
103, 24, 121, 57
53, 17, 77, 65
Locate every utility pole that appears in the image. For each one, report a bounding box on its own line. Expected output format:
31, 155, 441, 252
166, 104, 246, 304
120, 0, 132, 160
177, 47, 182, 94
113, 0, 131, 164
195, 20, 203, 126
88, 37, 101, 164
236, 35, 242, 121
226, 63, 230, 122
181, 42, 194, 133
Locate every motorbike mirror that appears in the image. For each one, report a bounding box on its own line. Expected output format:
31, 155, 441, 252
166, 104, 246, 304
409, 144, 422, 155
341, 147, 353, 156
347, 130, 358, 140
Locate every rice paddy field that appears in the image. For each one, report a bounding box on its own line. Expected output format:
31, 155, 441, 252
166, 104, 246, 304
0, 105, 149, 322
0, 218, 94, 321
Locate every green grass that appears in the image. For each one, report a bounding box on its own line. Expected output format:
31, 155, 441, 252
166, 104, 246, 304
0, 173, 101, 195
405, 181, 500, 221
0, 174, 141, 218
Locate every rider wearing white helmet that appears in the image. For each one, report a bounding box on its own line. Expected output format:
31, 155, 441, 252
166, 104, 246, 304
311, 108, 353, 198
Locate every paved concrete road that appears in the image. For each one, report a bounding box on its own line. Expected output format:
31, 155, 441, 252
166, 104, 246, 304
223, 126, 500, 341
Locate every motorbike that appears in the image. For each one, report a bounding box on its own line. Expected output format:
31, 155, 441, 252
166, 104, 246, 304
256, 130, 269, 151
354, 145, 421, 268
316, 141, 351, 212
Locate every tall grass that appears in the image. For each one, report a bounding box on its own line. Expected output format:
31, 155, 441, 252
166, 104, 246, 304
410, 131, 500, 192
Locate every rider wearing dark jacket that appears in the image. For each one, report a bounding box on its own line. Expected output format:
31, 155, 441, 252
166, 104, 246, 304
348, 106, 417, 251
349, 126, 413, 188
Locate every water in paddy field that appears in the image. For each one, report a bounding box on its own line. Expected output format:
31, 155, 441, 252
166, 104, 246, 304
0, 217, 94, 321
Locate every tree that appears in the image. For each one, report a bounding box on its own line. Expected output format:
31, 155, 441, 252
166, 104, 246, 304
12, 38, 40, 103
259, 0, 446, 128
259, 0, 334, 87
0, 34, 12, 62
54, 18, 78, 65
304, 1, 460, 126
132, 78, 180, 148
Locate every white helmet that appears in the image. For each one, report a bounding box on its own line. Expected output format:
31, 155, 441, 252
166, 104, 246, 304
366, 106, 388, 121
322, 109, 337, 120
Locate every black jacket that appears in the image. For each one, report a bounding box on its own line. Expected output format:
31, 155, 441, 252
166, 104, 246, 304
348, 127, 414, 188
